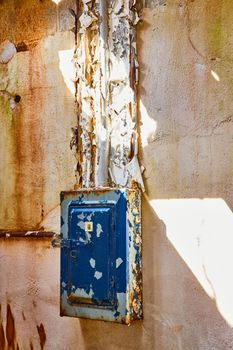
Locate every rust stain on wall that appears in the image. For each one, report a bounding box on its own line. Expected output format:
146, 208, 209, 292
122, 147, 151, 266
6, 304, 16, 350
0, 321, 5, 350
0, 0, 57, 47
0, 304, 5, 350
0, 1, 77, 230
37, 323, 46, 350
21, 312, 26, 321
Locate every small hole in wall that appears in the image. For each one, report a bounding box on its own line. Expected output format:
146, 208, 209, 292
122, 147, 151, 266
14, 95, 21, 103
9, 95, 21, 110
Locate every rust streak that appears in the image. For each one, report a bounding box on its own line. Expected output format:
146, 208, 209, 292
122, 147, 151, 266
0, 321, 5, 350
36, 323, 46, 350
90, 117, 96, 186
6, 304, 16, 350
0, 304, 5, 350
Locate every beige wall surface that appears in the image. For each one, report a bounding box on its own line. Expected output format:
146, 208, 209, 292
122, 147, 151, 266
1, 0, 233, 349
0, 0, 76, 230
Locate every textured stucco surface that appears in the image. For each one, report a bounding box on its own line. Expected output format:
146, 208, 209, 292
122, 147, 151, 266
0, 0, 76, 230
1, 0, 233, 349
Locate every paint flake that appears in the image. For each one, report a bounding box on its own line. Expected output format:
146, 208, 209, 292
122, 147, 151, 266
71, 0, 144, 189
116, 257, 123, 268
75, 288, 94, 298
77, 221, 85, 230
96, 223, 103, 237
94, 271, 103, 280
86, 213, 93, 221
77, 213, 85, 220
89, 258, 96, 268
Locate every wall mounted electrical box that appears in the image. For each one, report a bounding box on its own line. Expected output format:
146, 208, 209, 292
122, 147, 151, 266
60, 188, 142, 324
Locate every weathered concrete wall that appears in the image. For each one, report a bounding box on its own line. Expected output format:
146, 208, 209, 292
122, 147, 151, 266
1, 0, 233, 349
0, 0, 77, 230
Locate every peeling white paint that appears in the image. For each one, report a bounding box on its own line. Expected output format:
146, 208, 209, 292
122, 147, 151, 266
74, 287, 94, 299
25, 231, 35, 236
94, 271, 103, 280
89, 258, 96, 268
77, 213, 85, 220
116, 257, 123, 268
72, 0, 144, 190
86, 213, 93, 221
77, 221, 85, 230
96, 223, 103, 238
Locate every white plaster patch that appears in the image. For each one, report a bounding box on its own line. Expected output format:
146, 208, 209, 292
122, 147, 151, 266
94, 271, 103, 280
0, 40, 16, 64
116, 257, 123, 268
89, 258, 96, 268
96, 223, 103, 237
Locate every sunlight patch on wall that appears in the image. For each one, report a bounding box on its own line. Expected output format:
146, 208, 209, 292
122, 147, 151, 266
140, 100, 157, 147
150, 197, 233, 326
59, 49, 76, 95
211, 70, 220, 82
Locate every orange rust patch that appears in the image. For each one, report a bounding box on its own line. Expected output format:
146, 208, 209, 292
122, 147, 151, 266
37, 323, 46, 350
0, 320, 5, 350
0, 0, 57, 45
0, 304, 5, 350
62, 187, 120, 198
6, 304, 16, 350
89, 117, 96, 186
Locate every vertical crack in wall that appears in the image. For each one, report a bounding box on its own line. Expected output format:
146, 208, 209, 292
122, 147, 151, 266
72, 0, 144, 190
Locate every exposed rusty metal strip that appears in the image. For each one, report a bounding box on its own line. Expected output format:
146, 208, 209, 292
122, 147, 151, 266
0, 230, 55, 238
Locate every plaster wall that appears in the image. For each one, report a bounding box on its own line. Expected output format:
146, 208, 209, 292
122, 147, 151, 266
0, 0, 76, 230
1, 0, 233, 349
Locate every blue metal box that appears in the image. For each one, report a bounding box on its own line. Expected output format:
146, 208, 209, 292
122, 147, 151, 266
60, 188, 142, 324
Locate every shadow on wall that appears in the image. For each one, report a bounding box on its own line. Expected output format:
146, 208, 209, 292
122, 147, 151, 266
77, 196, 233, 350
113, 1, 233, 349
